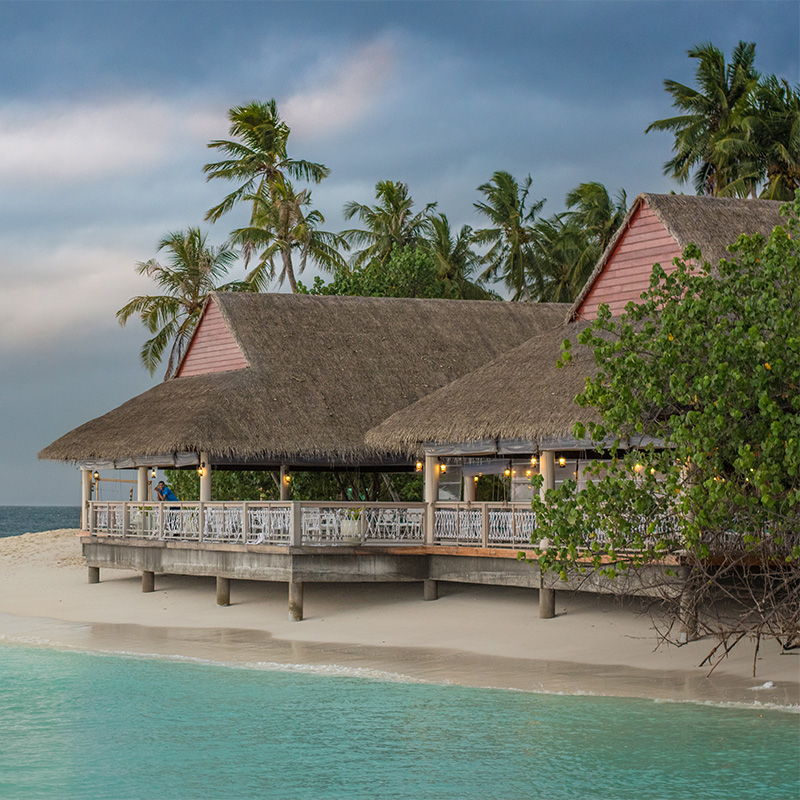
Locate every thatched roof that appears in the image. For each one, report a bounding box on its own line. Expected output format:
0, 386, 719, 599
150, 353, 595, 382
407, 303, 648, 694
568, 193, 784, 321
40, 293, 568, 466
366, 322, 598, 452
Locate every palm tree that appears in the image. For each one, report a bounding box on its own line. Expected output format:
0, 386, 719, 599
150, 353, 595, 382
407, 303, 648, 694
564, 182, 627, 251
473, 171, 545, 300
117, 228, 251, 377
646, 41, 759, 195
422, 214, 496, 299
751, 77, 800, 200
342, 180, 436, 268
203, 100, 330, 223
228, 179, 346, 293
532, 218, 599, 303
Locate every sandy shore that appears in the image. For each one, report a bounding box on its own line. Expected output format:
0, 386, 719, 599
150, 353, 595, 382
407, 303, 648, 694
1, 530, 797, 708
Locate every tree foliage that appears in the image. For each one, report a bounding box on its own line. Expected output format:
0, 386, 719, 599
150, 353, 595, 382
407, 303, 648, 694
342, 180, 436, 269
473, 171, 544, 300
530, 193, 800, 663
300, 244, 496, 300
203, 100, 330, 223
647, 41, 799, 199
228, 179, 345, 293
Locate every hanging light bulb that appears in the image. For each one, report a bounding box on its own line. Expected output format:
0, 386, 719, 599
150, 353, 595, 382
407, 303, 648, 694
504, 468, 511, 478
197, 462, 207, 478
283, 473, 292, 485
473, 475, 479, 483
92, 471, 99, 481
415, 461, 423, 472
558, 457, 567, 468
525, 469, 532, 477
150, 468, 157, 479
439, 463, 447, 474
530, 455, 538, 467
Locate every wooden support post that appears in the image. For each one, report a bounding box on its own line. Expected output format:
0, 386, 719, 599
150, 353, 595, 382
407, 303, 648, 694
290, 503, 302, 547
81, 469, 92, 531
87, 566, 100, 584
424, 454, 439, 545
199, 452, 211, 502
539, 575, 556, 619
481, 503, 489, 548
137, 466, 148, 502
216, 576, 230, 606
540, 450, 555, 499
142, 571, 155, 593
463, 475, 476, 502
288, 580, 304, 621
423, 579, 438, 601
280, 465, 291, 501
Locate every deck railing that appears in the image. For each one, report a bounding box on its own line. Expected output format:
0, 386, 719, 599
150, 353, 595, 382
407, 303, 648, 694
86, 500, 542, 549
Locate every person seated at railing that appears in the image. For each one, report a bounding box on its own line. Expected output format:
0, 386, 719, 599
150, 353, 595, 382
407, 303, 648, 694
154, 481, 178, 502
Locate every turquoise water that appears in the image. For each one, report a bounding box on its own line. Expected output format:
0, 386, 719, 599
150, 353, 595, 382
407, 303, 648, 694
0, 645, 797, 800
0, 506, 80, 538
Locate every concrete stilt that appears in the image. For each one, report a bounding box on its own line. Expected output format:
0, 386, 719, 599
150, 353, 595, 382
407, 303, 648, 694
142, 571, 155, 593
423, 579, 439, 601
539, 576, 556, 619
216, 576, 230, 606
288, 580, 304, 621
87, 566, 100, 584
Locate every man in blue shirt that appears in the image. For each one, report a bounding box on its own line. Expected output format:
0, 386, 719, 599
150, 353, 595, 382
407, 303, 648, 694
155, 481, 178, 501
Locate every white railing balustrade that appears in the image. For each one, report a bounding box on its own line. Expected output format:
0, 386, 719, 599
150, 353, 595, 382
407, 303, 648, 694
433, 503, 538, 548
87, 501, 425, 547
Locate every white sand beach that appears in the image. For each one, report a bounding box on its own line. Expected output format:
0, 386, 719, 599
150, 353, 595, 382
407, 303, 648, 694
1, 530, 797, 707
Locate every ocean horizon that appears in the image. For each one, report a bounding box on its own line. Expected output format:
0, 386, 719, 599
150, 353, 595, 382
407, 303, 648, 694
0, 505, 80, 538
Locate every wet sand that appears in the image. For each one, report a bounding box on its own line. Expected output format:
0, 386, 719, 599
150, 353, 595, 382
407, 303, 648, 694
1, 530, 797, 708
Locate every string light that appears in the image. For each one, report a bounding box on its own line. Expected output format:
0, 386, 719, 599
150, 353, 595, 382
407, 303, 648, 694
558, 457, 567, 468
415, 461, 423, 472
525, 469, 532, 477
92, 471, 99, 481
150, 468, 157, 479
283, 473, 292, 485
530, 456, 538, 467
197, 462, 207, 478
473, 475, 479, 483
504, 468, 511, 477
440, 464, 447, 474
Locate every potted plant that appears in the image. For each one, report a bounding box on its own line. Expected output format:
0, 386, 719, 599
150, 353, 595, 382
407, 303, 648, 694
340, 509, 363, 544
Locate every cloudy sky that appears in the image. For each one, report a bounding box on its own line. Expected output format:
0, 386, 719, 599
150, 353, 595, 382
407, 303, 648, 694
1, 1, 797, 506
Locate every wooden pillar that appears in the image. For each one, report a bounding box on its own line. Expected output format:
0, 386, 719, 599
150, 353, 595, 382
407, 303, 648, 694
81, 469, 92, 531
424, 454, 439, 544
142, 571, 155, 593
540, 450, 555, 500
199, 452, 211, 502
87, 566, 100, 584
463, 474, 476, 502
216, 576, 230, 606
137, 466, 148, 502
288, 580, 304, 621
423, 579, 438, 601
539, 575, 556, 619
280, 465, 291, 501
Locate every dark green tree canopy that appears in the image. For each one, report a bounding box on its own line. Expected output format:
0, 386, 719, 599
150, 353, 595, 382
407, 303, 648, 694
531, 193, 800, 655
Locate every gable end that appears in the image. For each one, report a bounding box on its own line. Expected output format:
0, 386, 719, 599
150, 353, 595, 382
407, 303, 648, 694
176, 298, 249, 377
